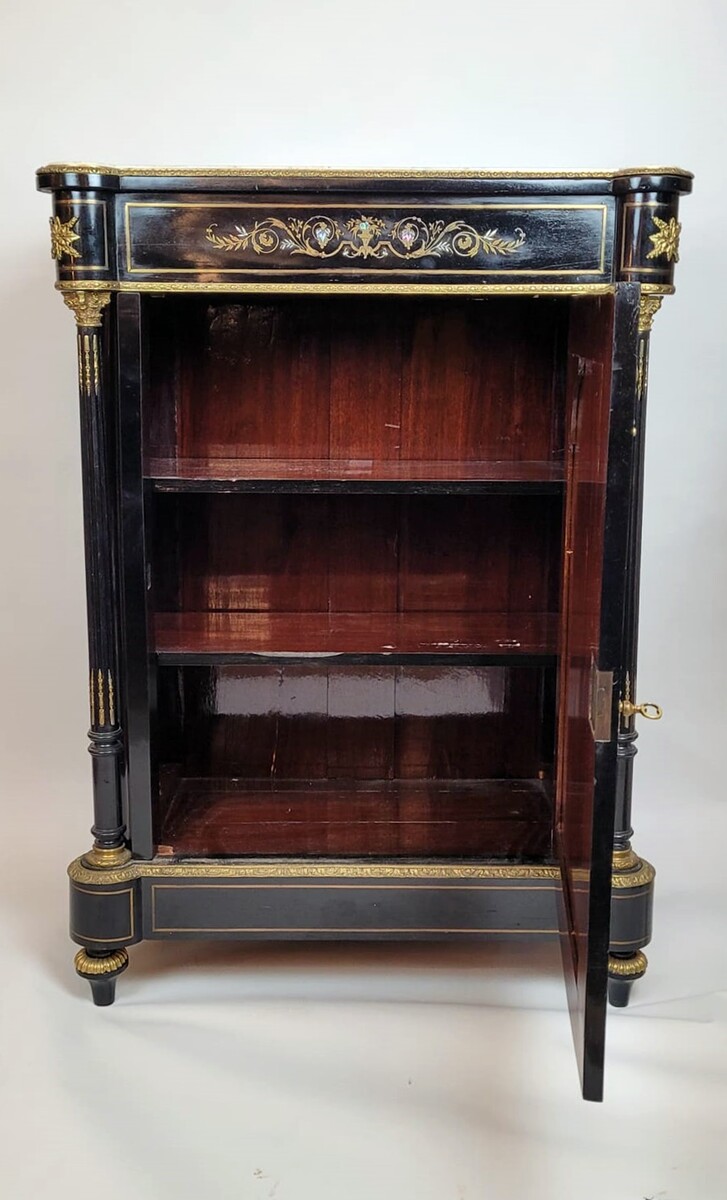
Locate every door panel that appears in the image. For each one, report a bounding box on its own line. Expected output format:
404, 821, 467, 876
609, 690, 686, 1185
557, 287, 639, 1100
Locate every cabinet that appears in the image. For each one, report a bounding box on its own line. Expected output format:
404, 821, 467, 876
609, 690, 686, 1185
38, 163, 692, 1100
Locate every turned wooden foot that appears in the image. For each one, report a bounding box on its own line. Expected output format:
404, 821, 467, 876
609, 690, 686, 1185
608, 950, 647, 1008
74, 947, 129, 1006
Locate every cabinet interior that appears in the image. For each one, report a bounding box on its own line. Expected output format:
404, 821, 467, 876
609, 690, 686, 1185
141, 293, 607, 860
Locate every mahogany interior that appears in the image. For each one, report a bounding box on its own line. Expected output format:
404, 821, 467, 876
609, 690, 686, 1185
152, 491, 562, 629
155, 664, 556, 858
144, 295, 567, 469
141, 293, 589, 860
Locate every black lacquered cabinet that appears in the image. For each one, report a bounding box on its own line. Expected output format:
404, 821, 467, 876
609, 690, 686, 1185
38, 163, 692, 1099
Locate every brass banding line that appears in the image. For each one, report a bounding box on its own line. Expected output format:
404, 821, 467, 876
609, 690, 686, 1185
53, 198, 109, 271
71, 886, 135, 942
152, 925, 560, 934
123, 201, 610, 277
621, 200, 674, 275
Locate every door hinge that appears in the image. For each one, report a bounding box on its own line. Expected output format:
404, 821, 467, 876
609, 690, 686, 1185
589, 663, 614, 742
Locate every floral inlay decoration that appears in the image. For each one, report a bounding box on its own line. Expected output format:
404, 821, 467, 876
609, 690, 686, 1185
204, 214, 527, 261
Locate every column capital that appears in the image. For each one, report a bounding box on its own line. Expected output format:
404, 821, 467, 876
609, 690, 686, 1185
61, 289, 112, 327
638, 293, 663, 333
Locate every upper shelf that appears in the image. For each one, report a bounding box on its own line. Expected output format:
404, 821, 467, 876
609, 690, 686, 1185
147, 457, 565, 494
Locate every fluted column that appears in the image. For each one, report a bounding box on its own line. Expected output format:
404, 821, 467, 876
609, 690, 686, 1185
612, 291, 664, 862
607, 289, 664, 1004
62, 290, 130, 869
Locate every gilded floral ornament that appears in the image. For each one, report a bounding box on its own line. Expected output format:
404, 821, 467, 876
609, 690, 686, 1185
49, 214, 82, 261
205, 214, 526, 261
646, 215, 681, 263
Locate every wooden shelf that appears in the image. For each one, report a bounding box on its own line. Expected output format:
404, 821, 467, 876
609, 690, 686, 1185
157, 776, 553, 858
146, 457, 564, 494
154, 611, 559, 665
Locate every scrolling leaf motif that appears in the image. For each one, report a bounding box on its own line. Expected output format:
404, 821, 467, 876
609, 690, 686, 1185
205, 214, 526, 261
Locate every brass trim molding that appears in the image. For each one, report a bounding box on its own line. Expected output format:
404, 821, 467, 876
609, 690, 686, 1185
82, 845, 132, 869
68, 853, 653, 890
612, 847, 641, 872
608, 950, 648, 978
37, 163, 694, 179
610, 859, 655, 889
56, 280, 618, 298
55, 281, 675, 297
68, 856, 562, 887
74, 947, 129, 976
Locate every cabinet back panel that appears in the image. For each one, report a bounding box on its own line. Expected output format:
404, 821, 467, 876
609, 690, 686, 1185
158, 664, 552, 780
154, 664, 555, 858
154, 493, 562, 615
145, 297, 567, 464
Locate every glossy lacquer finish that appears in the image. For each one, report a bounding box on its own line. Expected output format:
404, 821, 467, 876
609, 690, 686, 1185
154, 663, 555, 857
40, 164, 691, 1098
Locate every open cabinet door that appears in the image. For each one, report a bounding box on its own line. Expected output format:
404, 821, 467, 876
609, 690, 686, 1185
557, 286, 639, 1101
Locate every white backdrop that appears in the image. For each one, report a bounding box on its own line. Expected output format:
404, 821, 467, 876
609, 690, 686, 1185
1, 2, 726, 1197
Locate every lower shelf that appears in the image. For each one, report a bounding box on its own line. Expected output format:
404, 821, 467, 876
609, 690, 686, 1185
157, 777, 553, 859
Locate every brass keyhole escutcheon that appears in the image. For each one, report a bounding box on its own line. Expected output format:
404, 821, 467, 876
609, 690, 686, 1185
619, 699, 663, 721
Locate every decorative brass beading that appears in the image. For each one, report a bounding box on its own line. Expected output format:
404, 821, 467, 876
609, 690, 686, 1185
74, 947, 129, 976
62, 290, 112, 327
56, 280, 620, 298
37, 163, 694, 180
49, 214, 81, 260
638, 293, 664, 332
647, 216, 681, 263
69, 857, 562, 887
608, 950, 648, 978
205, 215, 526, 261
